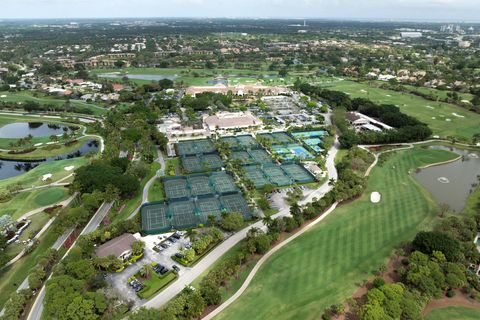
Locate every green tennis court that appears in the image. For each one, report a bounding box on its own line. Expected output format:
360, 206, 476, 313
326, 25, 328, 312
257, 132, 294, 144
211, 172, 239, 194
164, 178, 190, 200
181, 153, 224, 173
187, 175, 215, 197
176, 139, 216, 156
281, 164, 315, 183
244, 165, 270, 188
249, 148, 272, 163
196, 197, 223, 221
262, 164, 293, 186
220, 193, 251, 217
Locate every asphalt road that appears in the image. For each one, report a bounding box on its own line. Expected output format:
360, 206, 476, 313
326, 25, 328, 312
27, 201, 114, 320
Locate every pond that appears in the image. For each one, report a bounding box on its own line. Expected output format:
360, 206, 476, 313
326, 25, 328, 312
414, 146, 480, 212
0, 140, 99, 180
0, 122, 75, 139
98, 73, 178, 81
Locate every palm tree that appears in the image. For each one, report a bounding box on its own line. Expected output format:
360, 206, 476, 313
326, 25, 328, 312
140, 264, 153, 279
262, 215, 273, 228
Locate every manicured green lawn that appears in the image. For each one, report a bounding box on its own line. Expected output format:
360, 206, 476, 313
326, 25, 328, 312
148, 178, 164, 202
0, 187, 68, 220
426, 307, 480, 320
137, 271, 177, 299
0, 157, 88, 190
0, 136, 97, 160
0, 91, 107, 116
323, 80, 480, 140
215, 147, 457, 320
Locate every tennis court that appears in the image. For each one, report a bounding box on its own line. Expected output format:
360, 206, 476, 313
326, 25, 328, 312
248, 148, 272, 163
281, 164, 315, 183
231, 150, 253, 164
141, 192, 251, 233
220, 135, 258, 149
170, 200, 198, 227
176, 139, 216, 156
181, 153, 224, 173
164, 178, 190, 200
244, 165, 270, 188
272, 144, 314, 161
187, 175, 215, 197
141, 203, 169, 234
211, 172, 238, 194
258, 132, 294, 144
196, 196, 223, 222
291, 130, 328, 139
263, 164, 293, 186
220, 193, 251, 217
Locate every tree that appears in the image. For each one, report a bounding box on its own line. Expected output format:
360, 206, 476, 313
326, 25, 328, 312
183, 248, 196, 263
114, 60, 125, 68
129, 307, 162, 320
140, 264, 153, 279
65, 296, 98, 320
200, 277, 221, 305
412, 231, 462, 262
220, 212, 244, 231
132, 240, 145, 256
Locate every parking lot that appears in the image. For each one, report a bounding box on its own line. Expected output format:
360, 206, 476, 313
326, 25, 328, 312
106, 232, 191, 307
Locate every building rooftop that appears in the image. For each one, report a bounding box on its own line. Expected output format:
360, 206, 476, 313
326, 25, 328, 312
95, 233, 136, 258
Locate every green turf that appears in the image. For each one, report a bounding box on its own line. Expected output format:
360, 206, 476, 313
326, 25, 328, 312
0, 157, 88, 190
215, 147, 458, 320
148, 178, 165, 202
425, 306, 480, 320
0, 187, 68, 220
0, 136, 97, 160
323, 80, 480, 140
0, 91, 107, 116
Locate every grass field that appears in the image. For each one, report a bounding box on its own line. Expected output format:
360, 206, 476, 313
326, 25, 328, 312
215, 147, 458, 320
90, 67, 321, 87
0, 157, 88, 190
148, 178, 164, 202
0, 187, 68, 220
426, 307, 480, 320
0, 91, 107, 116
0, 135, 97, 160
323, 80, 480, 140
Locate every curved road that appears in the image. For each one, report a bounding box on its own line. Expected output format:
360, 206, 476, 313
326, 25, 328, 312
140, 138, 339, 311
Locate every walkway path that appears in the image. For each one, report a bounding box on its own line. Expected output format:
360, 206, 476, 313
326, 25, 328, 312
127, 147, 165, 220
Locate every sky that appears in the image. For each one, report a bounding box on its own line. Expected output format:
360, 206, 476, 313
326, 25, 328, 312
1, 0, 479, 21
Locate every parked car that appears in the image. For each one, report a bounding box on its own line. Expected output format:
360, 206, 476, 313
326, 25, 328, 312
172, 265, 180, 272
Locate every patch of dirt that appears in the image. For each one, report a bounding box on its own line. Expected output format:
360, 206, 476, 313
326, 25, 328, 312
422, 290, 480, 316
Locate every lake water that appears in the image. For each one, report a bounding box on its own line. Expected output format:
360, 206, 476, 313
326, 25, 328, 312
414, 146, 480, 212
98, 73, 178, 81
0, 140, 99, 180
0, 122, 74, 139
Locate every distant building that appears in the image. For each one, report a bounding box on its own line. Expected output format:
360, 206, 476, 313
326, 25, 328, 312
186, 84, 289, 97
401, 32, 422, 39
203, 111, 262, 131
95, 233, 136, 260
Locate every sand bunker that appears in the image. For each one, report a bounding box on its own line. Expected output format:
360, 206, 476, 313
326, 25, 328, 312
360, 89, 367, 93
64, 166, 75, 171
0, 95, 6, 98
452, 113, 465, 118
432, 117, 436, 119
445, 118, 452, 122
386, 94, 391, 97
42, 173, 52, 181
426, 105, 434, 109
370, 192, 381, 203
34, 143, 43, 147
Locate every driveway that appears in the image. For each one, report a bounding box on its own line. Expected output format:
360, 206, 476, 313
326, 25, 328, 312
106, 233, 190, 307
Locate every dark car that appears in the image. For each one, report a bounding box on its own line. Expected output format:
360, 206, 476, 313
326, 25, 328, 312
175, 253, 184, 259
172, 265, 180, 272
